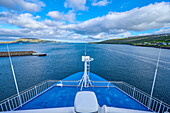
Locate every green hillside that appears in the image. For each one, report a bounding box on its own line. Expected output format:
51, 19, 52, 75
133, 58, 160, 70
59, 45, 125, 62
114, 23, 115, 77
91, 34, 170, 49
0, 38, 59, 44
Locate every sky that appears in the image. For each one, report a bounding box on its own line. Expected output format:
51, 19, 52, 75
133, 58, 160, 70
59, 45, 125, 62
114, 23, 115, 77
0, 0, 170, 42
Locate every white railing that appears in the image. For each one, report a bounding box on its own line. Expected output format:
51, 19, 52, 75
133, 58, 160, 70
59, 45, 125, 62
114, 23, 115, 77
0, 80, 59, 112
111, 82, 169, 113
0, 80, 169, 113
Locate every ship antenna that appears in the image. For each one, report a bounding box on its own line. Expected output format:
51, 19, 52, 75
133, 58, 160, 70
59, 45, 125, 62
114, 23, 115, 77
148, 48, 161, 108
85, 43, 86, 56
7, 44, 22, 107
78, 43, 94, 90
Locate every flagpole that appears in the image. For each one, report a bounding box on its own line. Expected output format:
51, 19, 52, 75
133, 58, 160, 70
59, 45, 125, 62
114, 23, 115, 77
7, 44, 22, 107
149, 48, 161, 109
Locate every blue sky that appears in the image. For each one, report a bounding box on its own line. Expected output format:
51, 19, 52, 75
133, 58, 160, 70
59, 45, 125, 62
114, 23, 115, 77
0, 0, 170, 42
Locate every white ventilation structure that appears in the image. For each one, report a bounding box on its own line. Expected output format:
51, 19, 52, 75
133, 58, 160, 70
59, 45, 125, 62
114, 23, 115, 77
74, 91, 99, 113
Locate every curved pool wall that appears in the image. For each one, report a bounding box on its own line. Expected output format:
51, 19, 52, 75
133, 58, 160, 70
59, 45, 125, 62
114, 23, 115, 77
17, 72, 150, 111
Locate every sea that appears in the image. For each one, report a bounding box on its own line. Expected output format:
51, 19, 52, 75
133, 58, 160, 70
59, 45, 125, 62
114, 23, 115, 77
0, 43, 170, 104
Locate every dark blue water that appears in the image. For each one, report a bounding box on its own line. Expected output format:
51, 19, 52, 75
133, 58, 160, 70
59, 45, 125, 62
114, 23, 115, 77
0, 43, 170, 104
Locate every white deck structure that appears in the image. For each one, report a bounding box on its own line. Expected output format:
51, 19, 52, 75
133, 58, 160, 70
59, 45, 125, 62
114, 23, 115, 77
1, 106, 153, 113
74, 91, 99, 112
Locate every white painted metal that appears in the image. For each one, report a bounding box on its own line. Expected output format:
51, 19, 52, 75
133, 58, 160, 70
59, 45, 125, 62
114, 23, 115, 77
74, 91, 98, 112
79, 55, 94, 90
7, 45, 22, 107
149, 48, 161, 109
0, 106, 153, 113
158, 101, 162, 113
7, 99, 12, 111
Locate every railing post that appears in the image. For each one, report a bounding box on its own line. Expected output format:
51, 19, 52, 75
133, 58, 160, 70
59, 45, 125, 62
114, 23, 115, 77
107, 82, 110, 89
18, 95, 22, 107
35, 85, 38, 95
46, 81, 49, 88
14, 97, 17, 108
0, 104, 4, 111
11, 98, 14, 109
132, 87, 135, 97
148, 97, 152, 110
7, 98, 12, 111
5, 103, 8, 111
93, 81, 94, 88
158, 101, 162, 113
166, 107, 169, 112
60, 80, 63, 88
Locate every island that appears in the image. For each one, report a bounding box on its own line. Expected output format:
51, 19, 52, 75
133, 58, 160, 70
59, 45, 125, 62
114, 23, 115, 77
90, 33, 170, 49
0, 38, 59, 44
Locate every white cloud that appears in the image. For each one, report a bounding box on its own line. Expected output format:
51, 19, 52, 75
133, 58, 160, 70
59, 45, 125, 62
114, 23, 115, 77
92, 0, 110, 6
121, 32, 131, 38
0, 12, 47, 29
0, 11, 87, 41
43, 19, 65, 27
64, 0, 88, 11
0, 12, 82, 41
47, 10, 76, 23
154, 28, 170, 34
0, 23, 90, 42
0, 28, 27, 37
88, 32, 131, 40
0, 0, 45, 12
63, 2, 170, 36
138, 33, 151, 36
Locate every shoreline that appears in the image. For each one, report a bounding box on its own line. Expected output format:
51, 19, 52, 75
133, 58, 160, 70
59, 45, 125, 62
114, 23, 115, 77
130, 44, 170, 49
93, 43, 170, 49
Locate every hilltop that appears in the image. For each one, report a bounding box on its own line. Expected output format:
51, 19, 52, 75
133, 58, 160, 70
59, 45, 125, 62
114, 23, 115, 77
90, 33, 170, 49
0, 38, 59, 44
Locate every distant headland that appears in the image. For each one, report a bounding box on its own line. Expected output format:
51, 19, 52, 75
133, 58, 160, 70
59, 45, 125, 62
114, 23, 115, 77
90, 33, 170, 49
0, 38, 59, 44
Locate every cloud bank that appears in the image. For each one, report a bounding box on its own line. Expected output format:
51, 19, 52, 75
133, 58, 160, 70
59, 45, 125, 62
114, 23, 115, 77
0, 0, 45, 12
64, 2, 170, 39
47, 10, 76, 23
0, 2, 170, 42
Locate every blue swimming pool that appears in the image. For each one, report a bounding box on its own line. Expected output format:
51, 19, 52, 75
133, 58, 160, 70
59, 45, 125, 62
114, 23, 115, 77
17, 86, 149, 111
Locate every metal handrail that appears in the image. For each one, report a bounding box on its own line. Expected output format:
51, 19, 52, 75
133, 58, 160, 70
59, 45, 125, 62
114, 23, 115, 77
0, 80, 169, 113
0, 80, 50, 103
111, 81, 169, 112
120, 82, 169, 106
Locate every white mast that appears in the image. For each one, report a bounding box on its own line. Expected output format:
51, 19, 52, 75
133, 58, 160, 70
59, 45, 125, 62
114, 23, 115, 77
79, 44, 94, 90
7, 44, 22, 107
149, 48, 161, 108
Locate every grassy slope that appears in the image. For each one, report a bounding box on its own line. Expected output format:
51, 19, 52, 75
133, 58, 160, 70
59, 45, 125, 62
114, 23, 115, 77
90, 34, 170, 49
93, 35, 170, 44
92, 35, 170, 45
